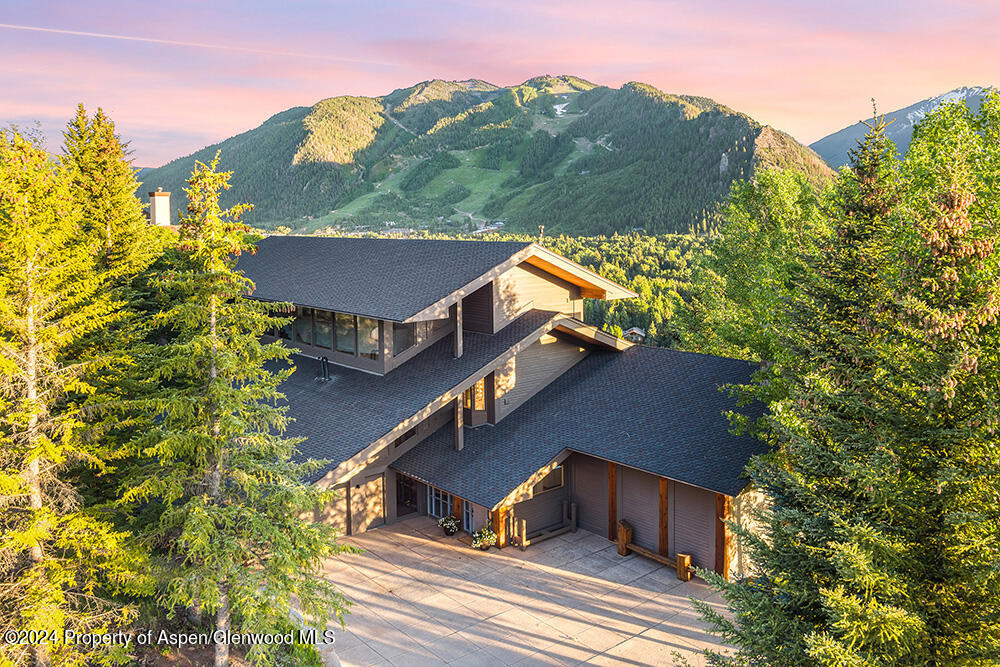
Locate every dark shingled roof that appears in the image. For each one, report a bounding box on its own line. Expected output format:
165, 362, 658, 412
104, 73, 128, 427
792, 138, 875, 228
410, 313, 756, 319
392, 346, 765, 508
238, 237, 532, 321
280, 310, 556, 480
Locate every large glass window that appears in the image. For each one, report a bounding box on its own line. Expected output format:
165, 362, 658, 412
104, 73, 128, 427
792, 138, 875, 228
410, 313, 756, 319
426, 486, 452, 519
462, 501, 474, 533
532, 465, 564, 496
335, 313, 356, 354
314, 310, 333, 349
392, 322, 415, 356
295, 307, 313, 346
358, 317, 379, 360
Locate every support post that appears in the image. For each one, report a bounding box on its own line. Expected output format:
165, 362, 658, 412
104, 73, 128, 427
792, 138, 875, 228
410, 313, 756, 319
676, 553, 692, 581
617, 519, 632, 556
658, 477, 669, 557
715, 493, 732, 579
453, 397, 463, 451
520, 519, 527, 551
450, 302, 463, 358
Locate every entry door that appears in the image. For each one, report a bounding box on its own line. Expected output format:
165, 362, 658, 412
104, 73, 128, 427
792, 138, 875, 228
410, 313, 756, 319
396, 474, 418, 517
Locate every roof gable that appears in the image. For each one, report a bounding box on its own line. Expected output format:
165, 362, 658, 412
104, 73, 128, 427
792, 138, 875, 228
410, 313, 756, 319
238, 236, 635, 322
238, 237, 531, 322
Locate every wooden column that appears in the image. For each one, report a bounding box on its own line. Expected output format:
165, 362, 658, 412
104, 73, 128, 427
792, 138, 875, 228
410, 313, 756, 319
453, 397, 464, 451
715, 493, 732, 579
658, 477, 669, 557
607, 462, 617, 541
450, 302, 463, 358
453, 497, 463, 520
492, 506, 508, 548
344, 482, 352, 537
485, 371, 497, 424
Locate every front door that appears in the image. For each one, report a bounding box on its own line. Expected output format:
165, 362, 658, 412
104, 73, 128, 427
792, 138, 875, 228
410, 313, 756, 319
396, 474, 418, 517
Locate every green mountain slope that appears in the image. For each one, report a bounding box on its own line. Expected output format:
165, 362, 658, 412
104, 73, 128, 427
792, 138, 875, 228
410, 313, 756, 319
139, 76, 832, 234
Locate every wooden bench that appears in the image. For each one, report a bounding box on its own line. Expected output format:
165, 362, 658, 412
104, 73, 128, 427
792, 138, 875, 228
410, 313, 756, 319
616, 519, 693, 581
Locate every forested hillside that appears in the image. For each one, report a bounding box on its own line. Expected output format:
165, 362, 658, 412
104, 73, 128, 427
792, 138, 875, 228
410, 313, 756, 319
139, 75, 832, 235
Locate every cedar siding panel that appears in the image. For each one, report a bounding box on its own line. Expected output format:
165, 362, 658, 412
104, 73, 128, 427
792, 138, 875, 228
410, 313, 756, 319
618, 466, 660, 552
350, 473, 385, 533
511, 485, 569, 536
671, 480, 716, 570
494, 262, 582, 330
495, 334, 588, 420
570, 454, 609, 536
462, 282, 495, 333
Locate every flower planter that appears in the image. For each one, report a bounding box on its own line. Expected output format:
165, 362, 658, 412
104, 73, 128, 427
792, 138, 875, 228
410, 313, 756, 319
442, 526, 457, 536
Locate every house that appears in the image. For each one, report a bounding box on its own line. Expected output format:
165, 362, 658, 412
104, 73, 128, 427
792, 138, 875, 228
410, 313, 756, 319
237, 237, 766, 579
622, 326, 646, 343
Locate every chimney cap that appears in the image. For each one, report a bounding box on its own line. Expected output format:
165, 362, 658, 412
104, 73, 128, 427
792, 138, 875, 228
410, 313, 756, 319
148, 188, 170, 197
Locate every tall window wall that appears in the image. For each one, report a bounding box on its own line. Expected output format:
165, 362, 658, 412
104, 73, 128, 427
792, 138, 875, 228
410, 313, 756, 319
276, 306, 382, 362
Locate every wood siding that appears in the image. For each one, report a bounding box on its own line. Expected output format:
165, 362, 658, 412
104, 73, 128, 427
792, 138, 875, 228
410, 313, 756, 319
313, 483, 348, 536
495, 334, 588, 420
462, 282, 495, 333
569, 454, 608, 536
494, 262, 583, 330
350, 473, 385, 534
617, 466, 660, 553
510, 485, 569, 536
670, 480, 716, 570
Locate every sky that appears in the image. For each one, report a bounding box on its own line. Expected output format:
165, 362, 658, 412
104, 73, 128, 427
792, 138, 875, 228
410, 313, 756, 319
1, 0, 997, 167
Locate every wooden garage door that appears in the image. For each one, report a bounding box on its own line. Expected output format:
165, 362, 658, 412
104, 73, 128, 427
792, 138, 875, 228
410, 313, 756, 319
570, 454, 607, 536
671, 480, 716, 570
618, 466, 660, 552
350, 473, 385, 534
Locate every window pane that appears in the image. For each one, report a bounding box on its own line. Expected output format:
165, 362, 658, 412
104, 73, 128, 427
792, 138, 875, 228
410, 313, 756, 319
358, 317, 379, 360
392, 322, 415, 356
335, 313, 356, 354
314, 310, 332, 349
295, 307, 313, 345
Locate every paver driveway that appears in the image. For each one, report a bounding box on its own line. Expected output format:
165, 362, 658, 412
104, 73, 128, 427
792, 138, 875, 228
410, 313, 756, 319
318, 515, 729, 666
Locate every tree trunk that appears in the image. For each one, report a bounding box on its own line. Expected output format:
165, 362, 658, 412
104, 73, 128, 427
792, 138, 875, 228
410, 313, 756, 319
214, 587, 230, 667
25, 272, 50, 667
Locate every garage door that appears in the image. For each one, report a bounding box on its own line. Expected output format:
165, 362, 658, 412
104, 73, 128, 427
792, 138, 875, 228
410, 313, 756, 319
570, 454, 608, 536
671, 480, 716, 570
618, 466, 660, 552
350, 473, 385, 534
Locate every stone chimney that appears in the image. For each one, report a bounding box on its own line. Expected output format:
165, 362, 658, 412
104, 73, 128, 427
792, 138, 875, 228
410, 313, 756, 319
148, 187, 171, 226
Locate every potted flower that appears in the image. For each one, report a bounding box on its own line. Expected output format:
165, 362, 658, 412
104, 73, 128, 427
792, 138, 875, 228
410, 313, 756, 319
438, 515, 458, 536
471, 527, 497, 551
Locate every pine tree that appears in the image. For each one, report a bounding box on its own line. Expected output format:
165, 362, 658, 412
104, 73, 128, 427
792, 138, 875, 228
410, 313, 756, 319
62, 104, 159, 283
59, 106, 166, 516
696, 98, 1000, 665
123, 154, 351, 667
0, 128, 150, 667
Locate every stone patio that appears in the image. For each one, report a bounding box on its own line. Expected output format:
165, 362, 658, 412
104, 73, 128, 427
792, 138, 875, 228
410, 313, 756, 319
317, 515, 729, 666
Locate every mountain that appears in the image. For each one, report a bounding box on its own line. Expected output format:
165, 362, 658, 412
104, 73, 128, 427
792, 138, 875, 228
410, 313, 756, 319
810, 86, 992, 169
138, 75, 833, 235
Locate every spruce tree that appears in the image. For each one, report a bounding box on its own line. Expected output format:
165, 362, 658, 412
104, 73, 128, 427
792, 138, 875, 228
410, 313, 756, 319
62, 104, 159, 283
123, 154, 350, 667
697, 98, 1000, 665
0, 128, 150, 667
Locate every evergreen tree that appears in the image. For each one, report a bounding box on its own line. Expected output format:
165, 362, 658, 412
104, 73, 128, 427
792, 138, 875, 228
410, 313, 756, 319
0, 128, 150, 667
62, 104, 158, 283
697, 99, 1000, 664
123, 154, 351, 667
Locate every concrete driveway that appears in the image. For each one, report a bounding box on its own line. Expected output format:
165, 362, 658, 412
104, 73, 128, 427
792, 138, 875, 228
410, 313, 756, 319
319, 515, 729, 666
